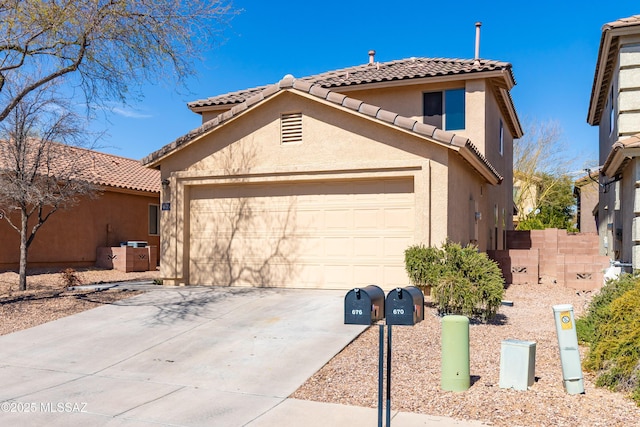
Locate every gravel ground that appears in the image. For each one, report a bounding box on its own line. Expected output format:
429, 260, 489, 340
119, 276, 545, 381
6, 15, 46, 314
2, 269, 638, 426
0, 267, 159, 336
292, 283, 640, 426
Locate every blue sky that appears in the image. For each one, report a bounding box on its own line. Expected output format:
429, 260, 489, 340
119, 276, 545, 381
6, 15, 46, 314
93, 1, 639, 172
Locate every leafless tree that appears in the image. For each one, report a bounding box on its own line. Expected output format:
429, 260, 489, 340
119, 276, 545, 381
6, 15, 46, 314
513, 119, 576, 224
0, 85, 98, 290
0, 0, 236, 121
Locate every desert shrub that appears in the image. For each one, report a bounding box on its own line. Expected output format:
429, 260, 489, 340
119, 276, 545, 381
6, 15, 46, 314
404, 241, 505, 322
576, 273, 639, 344
404, 244, 443, 294
578, 274, 640, 406
60, 268, 83, 288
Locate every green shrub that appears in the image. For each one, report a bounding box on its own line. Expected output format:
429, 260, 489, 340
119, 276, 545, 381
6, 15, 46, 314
404, 241, 505, 322
404, 244, 443, 294
576, 273, 639, 344
578, 274, 640, 406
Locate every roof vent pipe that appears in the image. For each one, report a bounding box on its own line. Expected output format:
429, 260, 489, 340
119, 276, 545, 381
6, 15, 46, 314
474, 22, 482, 62
368, 50, 376, 65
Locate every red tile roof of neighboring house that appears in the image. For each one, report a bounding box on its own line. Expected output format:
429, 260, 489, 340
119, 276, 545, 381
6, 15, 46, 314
0, 141, 160, 193
80, 149, 161, 193
189, 57, 516, 108
588, 15, 640, 125
144, 75, 503, 185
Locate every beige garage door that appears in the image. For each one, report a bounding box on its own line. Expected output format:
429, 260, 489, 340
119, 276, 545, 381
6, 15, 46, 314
188, 178, 414, 289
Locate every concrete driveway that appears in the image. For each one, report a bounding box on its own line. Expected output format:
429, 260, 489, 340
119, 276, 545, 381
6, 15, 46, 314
0, 286, 367, 426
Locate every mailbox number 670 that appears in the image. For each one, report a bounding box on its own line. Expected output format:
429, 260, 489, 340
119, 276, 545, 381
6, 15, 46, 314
392, 308, 405, 315
351, 309, 363, 315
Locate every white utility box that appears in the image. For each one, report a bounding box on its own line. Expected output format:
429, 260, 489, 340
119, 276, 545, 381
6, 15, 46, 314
499, 339, 536, 391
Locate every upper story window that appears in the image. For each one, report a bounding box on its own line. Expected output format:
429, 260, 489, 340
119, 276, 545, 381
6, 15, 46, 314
423, 89, 465, 131
499, 119, 504, 156
609, 87, 615, 136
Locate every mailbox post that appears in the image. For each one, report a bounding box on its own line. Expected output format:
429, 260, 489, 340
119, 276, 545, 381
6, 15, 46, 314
384, 286, 424, 426
344, 285, 425, 427
344, 285, 385, 427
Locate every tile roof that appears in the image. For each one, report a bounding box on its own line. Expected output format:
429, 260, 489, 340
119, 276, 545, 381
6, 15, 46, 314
188, 57, 515, 108
602, 133, 640, 177
0, 141, 160, 193
144, 75, 503, 185
588, 15, 640, 125
603, 14, 640, 30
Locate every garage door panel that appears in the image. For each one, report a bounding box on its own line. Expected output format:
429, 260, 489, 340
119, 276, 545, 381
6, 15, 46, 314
324, 265, 351, 287
354, 237, 381, 257
325, 237, 351, 257
189, 178, 415, 289
324, 209, 352, 229
384, 208, 414, 229
354, 265, 383, 284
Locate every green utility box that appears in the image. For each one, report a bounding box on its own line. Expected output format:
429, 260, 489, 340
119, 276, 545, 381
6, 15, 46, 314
441, 315, 470, 391
499, 339, 536, 391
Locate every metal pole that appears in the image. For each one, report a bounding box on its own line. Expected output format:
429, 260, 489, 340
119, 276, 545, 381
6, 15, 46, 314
378, 324, 384, 427
386, 325, 392, 427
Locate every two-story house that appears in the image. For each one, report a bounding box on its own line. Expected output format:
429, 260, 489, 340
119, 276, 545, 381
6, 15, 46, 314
588, 15, 640, 269
143, 51, 523, 288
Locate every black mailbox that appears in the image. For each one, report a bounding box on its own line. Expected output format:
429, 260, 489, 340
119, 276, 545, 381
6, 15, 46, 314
385, 286, 424, 325
344, 285, 385, 325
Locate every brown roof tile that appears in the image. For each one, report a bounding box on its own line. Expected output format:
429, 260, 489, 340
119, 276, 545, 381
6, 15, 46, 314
188, 57, 514, 109
0, 141, 160, 193
603, 15, 640, 30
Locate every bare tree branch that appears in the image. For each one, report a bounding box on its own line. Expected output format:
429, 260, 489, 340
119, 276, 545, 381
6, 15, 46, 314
0, 84, 98, 290
0, 0, 236, 121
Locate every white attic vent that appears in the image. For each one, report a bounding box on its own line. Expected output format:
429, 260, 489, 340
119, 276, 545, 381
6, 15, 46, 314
281, 112, 302, 144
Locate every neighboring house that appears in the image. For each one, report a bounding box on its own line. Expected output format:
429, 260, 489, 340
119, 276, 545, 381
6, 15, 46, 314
512, 173, 541, 228
573, 171, 600, 234
0, 146, 161, 270
144, 52, 523, 288
587, 15, 640, 267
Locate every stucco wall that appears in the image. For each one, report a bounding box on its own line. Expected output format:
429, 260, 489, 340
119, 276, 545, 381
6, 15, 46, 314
446, 154, 485, 248
0, 189, 160, 270
576, 181, 599, 234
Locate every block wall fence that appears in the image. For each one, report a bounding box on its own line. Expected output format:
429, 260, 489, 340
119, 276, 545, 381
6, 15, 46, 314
488, 229, 610, 291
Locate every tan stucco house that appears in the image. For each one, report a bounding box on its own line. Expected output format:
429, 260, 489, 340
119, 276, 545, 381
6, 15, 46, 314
0, 147, 161, 270
573, 171, 600, 234
587, 15, 640, 268
144, 53, 523, 289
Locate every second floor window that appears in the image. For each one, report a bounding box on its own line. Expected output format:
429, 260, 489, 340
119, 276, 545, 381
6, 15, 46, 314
499, 119, 504, 155
423, 89, 465, 131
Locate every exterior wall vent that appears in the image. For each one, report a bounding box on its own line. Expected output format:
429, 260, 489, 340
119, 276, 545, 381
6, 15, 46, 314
281, 112, 302, 144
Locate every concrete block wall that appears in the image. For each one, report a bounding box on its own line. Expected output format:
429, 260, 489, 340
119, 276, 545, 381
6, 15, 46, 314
491, 229, 610, 290
487, 249, 539, 285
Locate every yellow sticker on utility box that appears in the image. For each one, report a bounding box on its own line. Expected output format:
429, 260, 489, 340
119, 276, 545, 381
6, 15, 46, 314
560, 311, 573, 330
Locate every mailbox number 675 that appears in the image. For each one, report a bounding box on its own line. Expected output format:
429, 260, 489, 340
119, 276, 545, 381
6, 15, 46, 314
393, 308, 405, 315
351, 309, 363, 315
